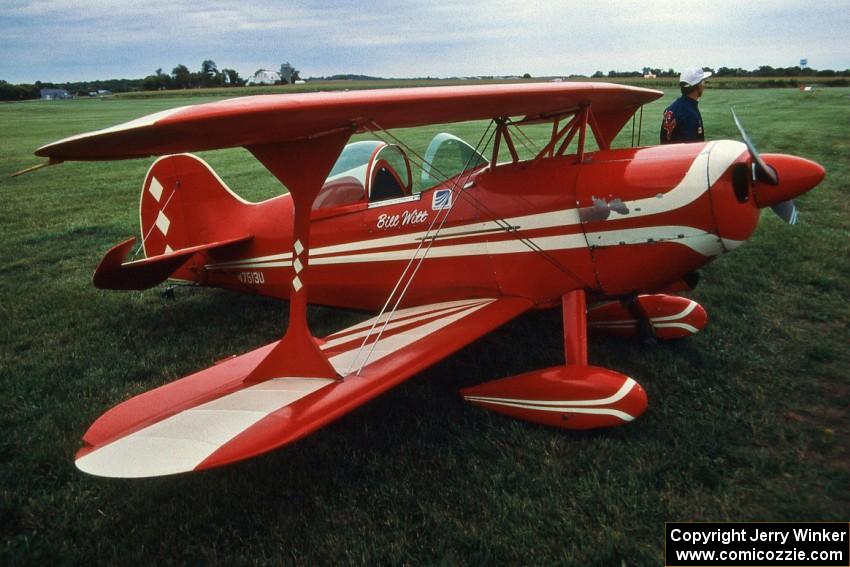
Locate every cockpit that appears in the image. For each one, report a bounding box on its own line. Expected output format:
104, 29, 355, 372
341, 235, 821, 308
312, 133, 488, 210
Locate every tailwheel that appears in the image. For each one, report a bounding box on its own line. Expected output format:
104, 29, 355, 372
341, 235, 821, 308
461, 290, 648, 430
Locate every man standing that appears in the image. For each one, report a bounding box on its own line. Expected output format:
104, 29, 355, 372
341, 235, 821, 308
660, 67, 712, 144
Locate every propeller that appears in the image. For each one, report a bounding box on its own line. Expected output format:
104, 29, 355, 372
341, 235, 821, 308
770, 200, 798, 225
731, 108, 798, 224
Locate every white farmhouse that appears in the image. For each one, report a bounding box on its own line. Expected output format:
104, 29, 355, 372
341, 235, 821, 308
247, 70, 281, 85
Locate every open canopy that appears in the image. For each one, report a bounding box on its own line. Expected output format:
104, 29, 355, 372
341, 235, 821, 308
36, 82, 662, 162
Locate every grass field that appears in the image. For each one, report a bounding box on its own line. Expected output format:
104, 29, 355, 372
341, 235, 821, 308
1, 84, 848, 565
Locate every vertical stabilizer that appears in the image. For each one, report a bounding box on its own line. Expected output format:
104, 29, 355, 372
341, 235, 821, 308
140, 154, 252, 258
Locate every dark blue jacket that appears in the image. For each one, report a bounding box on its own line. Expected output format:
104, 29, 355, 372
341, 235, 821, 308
660, 96, 704, 144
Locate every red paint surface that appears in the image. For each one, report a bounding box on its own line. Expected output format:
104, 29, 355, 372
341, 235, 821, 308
34, 84, 825, 475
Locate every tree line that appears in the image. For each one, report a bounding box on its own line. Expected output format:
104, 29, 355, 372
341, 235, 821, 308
3, 63, 848, 101
0, 60, 250, 101
142, 60, 245, 91
0, 60, 309, 101
596, 65, 850, 78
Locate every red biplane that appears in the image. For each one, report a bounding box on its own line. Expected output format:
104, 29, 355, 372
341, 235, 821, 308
34, 83, 824, 478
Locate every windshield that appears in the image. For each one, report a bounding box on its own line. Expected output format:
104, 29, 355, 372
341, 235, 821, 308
327, 140, 383, 180
420, 133, 489, 190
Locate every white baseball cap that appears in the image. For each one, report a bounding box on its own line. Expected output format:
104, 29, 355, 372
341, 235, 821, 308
679, 67, 712, 87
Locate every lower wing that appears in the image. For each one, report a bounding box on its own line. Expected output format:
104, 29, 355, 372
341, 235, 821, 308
76, 297, 532, 478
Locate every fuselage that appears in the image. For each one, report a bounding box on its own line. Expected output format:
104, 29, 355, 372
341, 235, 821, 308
185, 140, 800, 311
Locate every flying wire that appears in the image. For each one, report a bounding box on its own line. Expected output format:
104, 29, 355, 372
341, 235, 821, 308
507, 120, 542, 156
134, 187, 178, 258
344, 121, 496, 375
348, 116, 597, 374
371, 122, 593, 287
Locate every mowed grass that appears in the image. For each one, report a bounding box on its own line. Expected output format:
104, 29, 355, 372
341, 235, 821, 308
1, 86, 848, 565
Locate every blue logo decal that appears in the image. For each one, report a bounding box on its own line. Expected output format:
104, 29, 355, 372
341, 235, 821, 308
432, 189, 452, 210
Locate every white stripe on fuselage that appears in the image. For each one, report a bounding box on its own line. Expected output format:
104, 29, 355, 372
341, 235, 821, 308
206, 225, 728, 270
204, 142, 746, 271
617, 141, 715, 219
312, 208, 583, 257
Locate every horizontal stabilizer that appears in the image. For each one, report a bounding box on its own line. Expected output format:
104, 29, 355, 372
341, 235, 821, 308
92, 234, 252, 290
76, 297, 532, 477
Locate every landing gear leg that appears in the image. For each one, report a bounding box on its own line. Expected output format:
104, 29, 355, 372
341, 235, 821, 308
621, 293, 656, 345
460, 288, 648, 429
562, 289, 588, 365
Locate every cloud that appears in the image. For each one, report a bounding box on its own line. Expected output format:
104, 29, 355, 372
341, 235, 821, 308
1, 0, 848, 82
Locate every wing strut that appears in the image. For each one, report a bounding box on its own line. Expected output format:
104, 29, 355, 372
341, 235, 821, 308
245, 130, 352, 381
563, 289, 588, 365
527, 105, 604, 164
461, 289, 648, 429
368, 122, 595, 289
491, 117, 519, 166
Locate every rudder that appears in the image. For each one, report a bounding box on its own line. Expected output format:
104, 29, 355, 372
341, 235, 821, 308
140, 153, 251, 258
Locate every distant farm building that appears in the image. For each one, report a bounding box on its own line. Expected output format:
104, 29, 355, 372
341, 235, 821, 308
247, 70, 280, 85
40, 88, 72, 100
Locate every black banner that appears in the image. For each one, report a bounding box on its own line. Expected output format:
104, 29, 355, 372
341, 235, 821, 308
665, 522, 849, 566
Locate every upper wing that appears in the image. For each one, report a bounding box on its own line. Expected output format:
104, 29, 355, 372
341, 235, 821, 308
75, 297, 532, 478
36, 83, 662, 161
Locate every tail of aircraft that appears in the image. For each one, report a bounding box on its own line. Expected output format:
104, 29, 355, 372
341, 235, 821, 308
93, 154, 253, 290
140, 154, 251, 258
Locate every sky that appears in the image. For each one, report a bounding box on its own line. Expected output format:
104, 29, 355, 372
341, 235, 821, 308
1, 0, 848, 84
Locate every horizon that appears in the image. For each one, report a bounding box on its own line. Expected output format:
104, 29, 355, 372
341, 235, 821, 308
2, 1, 849, 84
12, 66, 850, 88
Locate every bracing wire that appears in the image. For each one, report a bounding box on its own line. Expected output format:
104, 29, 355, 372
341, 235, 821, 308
374, 122, 593, 288
346, 115, 597, 374
134, 187, 178, 258
507, 120, 542, 156
344, 121, 497, 375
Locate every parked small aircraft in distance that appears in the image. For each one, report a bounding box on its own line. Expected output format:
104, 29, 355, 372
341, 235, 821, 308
34, 83, 825, 478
